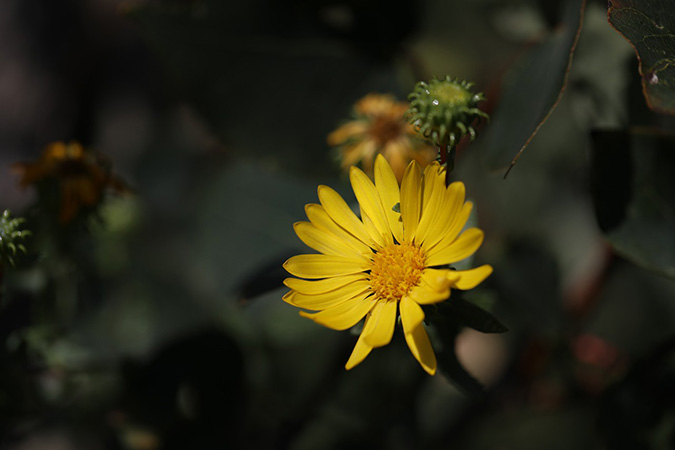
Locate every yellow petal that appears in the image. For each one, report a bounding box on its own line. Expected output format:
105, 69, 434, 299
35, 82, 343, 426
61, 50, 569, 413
350, 166, 391, 245
419, 268, 455, 292
425, 228, 484, 267
345, 331, 373, 370
299, 292, 375, 330
283, 273, 367, 295
415, 165, 447, 244
453, 264, 493, 290
340, 143, 367, 169
327, 121, 368, 145
305, 204, 372, 256
359, 140, 378, 174
407, 283, 451, 305
360, 211, 386, 249
318, 185, 377, 248
381, 140, 408, 183
444, 181, 466, 222
283, 254, 370, 279
362, 299, 397, 348
294, 222, 367, 259
400, 295, 425, 330
421, 162, 442, 210
403, 323, 437, 375
419, 182, 465, 250
341, 138, 377, 170
400, 161, 421, 242
374, 154, 403, 243
427, 202, 473, 254
284, 279, 370, 310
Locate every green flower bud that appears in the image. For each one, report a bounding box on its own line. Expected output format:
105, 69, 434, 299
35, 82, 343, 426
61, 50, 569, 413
406, 76, 488, 148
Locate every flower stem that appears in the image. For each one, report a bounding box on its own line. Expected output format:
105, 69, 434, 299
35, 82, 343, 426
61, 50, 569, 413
439, 136, 448, 167
439, 135, 456, 187
446, 144, 456, 185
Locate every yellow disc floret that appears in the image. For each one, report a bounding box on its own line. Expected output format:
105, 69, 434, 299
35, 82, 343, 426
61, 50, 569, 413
369, 242, 426, 301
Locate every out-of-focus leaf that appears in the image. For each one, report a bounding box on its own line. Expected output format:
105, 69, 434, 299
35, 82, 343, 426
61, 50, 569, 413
591, 129, 675, 277
120, 328, 246, 448
608, 0, 675, 114
435, 324, 486, 397
598, 337, 675, 449
492, 239, 564, 337
236, 252, 296, 303
439, 296, 508, 334
482, 0, 586, 174
590, 130, 633, 232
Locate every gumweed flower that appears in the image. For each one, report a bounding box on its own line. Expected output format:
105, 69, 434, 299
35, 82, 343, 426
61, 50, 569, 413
328, 93, 436, 182
13, 141, 129, 224
283, 155, 492, 375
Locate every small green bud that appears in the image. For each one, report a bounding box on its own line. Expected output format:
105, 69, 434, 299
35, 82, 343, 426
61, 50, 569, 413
406, 76, 488, 148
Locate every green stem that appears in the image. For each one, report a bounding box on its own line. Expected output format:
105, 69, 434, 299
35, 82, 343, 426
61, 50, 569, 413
439, 136, 448, 166
439, 135, 455, 186
446, 144, 456, 185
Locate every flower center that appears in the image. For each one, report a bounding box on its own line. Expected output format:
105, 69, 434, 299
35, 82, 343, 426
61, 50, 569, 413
369, 242, 426, 301
370, 115, 403, 145
427, 82, 472, 107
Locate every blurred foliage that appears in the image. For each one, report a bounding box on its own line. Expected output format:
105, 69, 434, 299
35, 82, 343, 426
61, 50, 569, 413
591, 129, 675, 278
482, 0, 586, 173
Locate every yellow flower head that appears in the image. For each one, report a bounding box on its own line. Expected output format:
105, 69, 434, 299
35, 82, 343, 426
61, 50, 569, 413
328, 93, 437, 182
283, 155, 492, 375
13, 141, 129, 224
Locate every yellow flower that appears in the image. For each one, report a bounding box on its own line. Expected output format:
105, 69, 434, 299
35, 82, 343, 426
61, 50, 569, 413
283, 155, 492, 375
328, 93, 437, 182
13, 141, 129, 224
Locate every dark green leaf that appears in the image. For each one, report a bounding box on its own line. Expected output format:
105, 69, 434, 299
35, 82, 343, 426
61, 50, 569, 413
482, 0, 586, 174
491, 239, 564, 336
591, 129, 675, 277
441, 296, 508, 334
435, 324, 486, 397
608, 0, 675, 114
590, 130, 632, 233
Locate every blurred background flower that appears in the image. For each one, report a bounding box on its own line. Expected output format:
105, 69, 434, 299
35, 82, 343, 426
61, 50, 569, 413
13, 141, 129, 224
328, 93, 437, 181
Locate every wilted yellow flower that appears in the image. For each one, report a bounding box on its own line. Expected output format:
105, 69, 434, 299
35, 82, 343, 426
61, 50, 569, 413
328, 93, 437, 182
13, 141, 129, 224
283, 155, 492, 374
